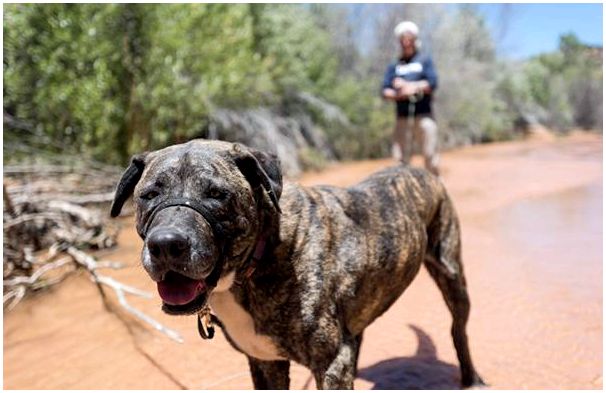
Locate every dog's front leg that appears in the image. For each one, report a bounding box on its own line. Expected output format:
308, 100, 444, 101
313, 335, 360, 389
247, 357, 290, 389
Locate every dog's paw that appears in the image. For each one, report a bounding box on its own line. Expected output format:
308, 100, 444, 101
462, 374, 488, 390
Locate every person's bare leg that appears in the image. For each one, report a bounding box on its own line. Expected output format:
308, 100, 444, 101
419, 116, 440, 176
393, 117, 412, 164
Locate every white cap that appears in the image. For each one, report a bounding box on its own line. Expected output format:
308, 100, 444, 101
394, 21, 419, 38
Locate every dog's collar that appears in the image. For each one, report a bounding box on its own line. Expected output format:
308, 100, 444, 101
234, 236, 266, 286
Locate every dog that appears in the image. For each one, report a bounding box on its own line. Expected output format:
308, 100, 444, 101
110, 139, 484, 389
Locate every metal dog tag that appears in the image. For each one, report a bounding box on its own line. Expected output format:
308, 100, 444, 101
197, 308, 215, 340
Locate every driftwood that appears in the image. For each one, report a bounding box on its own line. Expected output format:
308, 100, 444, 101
3, 163, 182, 343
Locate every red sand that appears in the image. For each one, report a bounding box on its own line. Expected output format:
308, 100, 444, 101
4, 132, 602, 389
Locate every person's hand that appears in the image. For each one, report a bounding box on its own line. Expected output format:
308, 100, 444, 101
400, 82, 418, 97
393, 78, 420, 99
393, 77, 407, 90
382, 88, 399, 101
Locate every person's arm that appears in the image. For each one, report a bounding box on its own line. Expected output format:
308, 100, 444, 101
383, 87, 399, 101
381, 64, 400, 101
417, 56, 438, 94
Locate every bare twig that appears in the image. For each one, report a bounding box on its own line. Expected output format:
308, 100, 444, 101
47, 200, 100, 226
94, 261, 126, 270
67, 246, 183, 343
3, 257, 72, 287
96, 275, 184, 343
11, 192, 116, 206
3, 286, 26, 311
4, 184, 16, 217
4, 212, 66, 230
4, 164, 119, 177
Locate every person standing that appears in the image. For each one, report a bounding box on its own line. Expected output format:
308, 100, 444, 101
382, 21, 440, 176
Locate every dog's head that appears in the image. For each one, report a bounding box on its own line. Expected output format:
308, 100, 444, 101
110, 140, 282, 315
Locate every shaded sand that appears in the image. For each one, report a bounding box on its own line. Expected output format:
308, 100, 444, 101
4, 132, 602, 389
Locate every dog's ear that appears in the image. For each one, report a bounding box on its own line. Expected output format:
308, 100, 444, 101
232, 144, 282, 213
110, 153, 148, 218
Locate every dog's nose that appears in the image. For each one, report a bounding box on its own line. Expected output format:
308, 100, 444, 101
147, 230, 190, 262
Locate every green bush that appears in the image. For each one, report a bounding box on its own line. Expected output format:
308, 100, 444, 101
4, 5, 602, 168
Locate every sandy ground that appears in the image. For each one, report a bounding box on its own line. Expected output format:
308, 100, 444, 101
3, 131, 602, 389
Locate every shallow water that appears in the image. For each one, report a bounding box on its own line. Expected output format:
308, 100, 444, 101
459, 182, 602, 389
487, 182, 602, 302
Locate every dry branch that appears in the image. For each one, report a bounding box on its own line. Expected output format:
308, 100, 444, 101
4, 163, 182, 343
4, 184, 16, 217
96, 275, 184, 343
67, 246, 184, 343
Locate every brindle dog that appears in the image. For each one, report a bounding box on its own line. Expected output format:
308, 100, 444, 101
110, 140, 484, 389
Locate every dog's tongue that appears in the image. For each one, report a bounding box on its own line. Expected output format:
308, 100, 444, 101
157, 271, 205, 306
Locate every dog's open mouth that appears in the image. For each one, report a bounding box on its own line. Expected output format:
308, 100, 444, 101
157, 271, 208, 315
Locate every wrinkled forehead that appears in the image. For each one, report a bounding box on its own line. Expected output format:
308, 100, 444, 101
139, 140, 236, 188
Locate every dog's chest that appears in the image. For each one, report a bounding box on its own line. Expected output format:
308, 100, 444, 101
209, 274, 285, 361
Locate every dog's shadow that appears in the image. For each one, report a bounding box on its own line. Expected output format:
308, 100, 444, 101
357, 325, 461, 390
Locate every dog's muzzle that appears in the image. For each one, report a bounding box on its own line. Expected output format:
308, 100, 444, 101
142, 197, 226, 314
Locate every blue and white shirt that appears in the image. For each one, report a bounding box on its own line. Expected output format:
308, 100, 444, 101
382, 52, 438, 117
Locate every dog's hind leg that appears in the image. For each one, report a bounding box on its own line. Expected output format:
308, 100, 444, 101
424, 195, 485, 388
247, 357, 290, 389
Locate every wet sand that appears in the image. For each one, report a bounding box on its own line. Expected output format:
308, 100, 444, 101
4, 131, 602, 389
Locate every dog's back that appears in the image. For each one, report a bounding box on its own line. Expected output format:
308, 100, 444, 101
277, 165, 453, 335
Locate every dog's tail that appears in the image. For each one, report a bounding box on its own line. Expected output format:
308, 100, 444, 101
423, 190, 465, 283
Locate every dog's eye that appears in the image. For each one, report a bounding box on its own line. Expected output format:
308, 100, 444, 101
207, 188, 228, 200
141, 190, 159, 200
